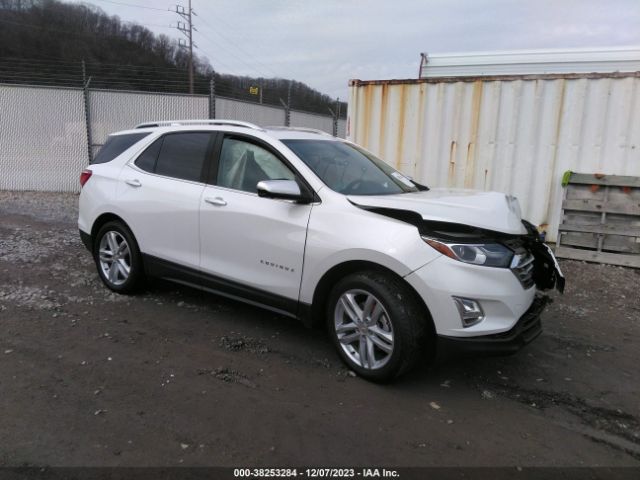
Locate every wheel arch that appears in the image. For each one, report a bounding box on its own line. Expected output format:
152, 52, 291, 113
307, 260, 435, 332
90, 213, 136, 251
90, 212, 145, 293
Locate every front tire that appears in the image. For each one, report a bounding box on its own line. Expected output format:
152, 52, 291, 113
93, 221, 144, 294
327, 270, 432, 382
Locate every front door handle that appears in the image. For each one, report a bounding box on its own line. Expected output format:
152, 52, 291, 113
125, 178, 142, 188
205, 196, 227, 207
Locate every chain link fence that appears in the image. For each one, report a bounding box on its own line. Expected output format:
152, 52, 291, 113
214, 97, 285, 127
0, 82, 347, 192
0, 84, 87, 192
88, 89, 209, 158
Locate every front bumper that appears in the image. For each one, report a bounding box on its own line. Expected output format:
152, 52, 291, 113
438, 294, 550, 355
405, 254, 537, 337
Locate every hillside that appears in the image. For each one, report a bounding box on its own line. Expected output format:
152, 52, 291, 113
0, 0, 346, 116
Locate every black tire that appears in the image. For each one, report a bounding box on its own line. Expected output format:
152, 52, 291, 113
327, 270, 433, 382
93, 221, 144, 294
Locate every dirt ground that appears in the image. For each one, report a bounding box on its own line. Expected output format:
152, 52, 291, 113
0, 190, 639, 468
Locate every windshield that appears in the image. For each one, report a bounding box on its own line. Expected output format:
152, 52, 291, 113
282, 139, 420, 195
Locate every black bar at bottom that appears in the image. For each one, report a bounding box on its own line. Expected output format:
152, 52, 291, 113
0, 467, 637, 480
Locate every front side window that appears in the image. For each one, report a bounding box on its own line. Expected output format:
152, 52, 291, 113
282, 140, 419, 196
92, 132, 150, 165
217, 137, 295, 193
154, 133, 211, 182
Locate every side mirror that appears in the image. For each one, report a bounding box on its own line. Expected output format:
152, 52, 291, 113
256, 180, 312, 203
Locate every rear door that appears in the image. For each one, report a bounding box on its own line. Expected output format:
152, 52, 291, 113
199, 134, 313, 314
117, 131, 216, 270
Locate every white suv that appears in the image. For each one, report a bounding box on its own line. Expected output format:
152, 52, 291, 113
78, 119, 564, 381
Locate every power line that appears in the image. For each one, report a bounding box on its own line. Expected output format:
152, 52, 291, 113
0, 71, 207, 85
0, 18, 172, 37
0, 18, 100, 37
194, 20, 276, 79
0, 58, 206, 79
2, 5, 275, 84
121, 20, 173, 29
203, 25, 279, 78
83, 0, 173, 12
193, 30, 266, 78
191, 43, 237, 75
0, 60, 193, 77
194, 1, 280, 78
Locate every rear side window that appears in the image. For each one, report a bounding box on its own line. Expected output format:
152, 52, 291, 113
92, 133, 150, 165
154, 133, 211, 182
134, 138, 163, 173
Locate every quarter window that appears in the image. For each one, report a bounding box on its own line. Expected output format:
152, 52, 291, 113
154, 133, 211, 182
217, 138, 295, 193
134, 137, 163, 173
92, 132, 150, 165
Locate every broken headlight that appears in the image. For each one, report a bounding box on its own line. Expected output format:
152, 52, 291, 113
422, 237, 514, 268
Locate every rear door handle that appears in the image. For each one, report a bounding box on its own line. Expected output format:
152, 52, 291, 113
125, 179, 142, 188
205, 196, 227, 207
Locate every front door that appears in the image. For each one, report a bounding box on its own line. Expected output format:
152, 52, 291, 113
199, 135, 313, 315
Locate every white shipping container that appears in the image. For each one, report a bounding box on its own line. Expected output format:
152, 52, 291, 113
420, 46, 640, 77
347, 55, 640, 242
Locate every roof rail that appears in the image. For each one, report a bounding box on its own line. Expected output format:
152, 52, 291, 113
265, 126, 333, 136
135, 119, 263, 130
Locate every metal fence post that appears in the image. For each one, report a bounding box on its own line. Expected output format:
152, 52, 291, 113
334, 97, 341, 137
286, 80, 292, 126
328, 97, 340, 137
279, 81, 292, 127
336, 98, 342, 137
81, 60, 93, 164
209, 74, 216, 119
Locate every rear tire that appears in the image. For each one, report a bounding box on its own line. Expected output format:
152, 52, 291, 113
93, 221, 144, 294
327, 270, 433, 382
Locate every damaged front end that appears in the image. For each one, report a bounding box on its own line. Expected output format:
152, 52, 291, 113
353, 203, 565, 294
520, 220, 565, 293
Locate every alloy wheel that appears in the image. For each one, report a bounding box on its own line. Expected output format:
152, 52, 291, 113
334, 289, 394, 370
98, 231, 131, 286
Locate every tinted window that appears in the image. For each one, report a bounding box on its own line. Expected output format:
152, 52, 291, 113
155, 133, 211, 182
283, 139, 418, 195
92, 133, 150, 165
218, 137, 295, 193
135, 137, 163, 173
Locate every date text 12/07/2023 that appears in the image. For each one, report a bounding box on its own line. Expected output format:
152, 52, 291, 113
233, 468, 400, 478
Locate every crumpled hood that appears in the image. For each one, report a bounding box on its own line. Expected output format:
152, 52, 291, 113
348, 188, 527, 235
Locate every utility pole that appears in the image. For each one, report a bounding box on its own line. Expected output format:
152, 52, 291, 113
173, 0, 195, 93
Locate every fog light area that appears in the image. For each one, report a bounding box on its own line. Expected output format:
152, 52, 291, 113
452, 296, 485, 327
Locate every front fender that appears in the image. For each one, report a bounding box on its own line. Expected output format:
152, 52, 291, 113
299, 201, 441, 304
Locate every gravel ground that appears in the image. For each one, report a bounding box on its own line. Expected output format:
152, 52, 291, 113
0, 190, 639, 467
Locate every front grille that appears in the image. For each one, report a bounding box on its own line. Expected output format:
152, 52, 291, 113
511, 252, 535, 289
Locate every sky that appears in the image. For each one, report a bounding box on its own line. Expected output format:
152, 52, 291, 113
69, 0, 640, 99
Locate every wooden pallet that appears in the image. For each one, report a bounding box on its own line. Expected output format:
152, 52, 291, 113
555, 173, 640, 268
